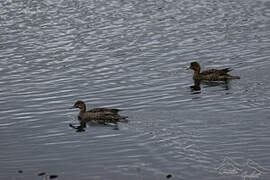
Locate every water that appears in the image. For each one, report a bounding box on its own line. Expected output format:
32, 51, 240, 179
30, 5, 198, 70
1, 0, 270, 179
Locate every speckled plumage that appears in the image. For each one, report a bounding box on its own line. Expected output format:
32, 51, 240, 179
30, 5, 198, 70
72, 101, 127, 122
189, 62, 240, 81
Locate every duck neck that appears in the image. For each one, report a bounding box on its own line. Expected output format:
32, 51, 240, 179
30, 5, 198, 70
193, 70, 200, 76
80, 104, 86, 113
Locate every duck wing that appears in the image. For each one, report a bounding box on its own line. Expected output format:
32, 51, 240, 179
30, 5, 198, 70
201, 68, 232, 75
201, 73, 230, 81
88, 108, 121, 114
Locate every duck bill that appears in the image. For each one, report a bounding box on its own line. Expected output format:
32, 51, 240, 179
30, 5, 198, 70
186, 66, 191, 70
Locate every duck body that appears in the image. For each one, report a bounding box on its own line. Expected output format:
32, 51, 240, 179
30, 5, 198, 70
73, 101, 127, 122
189, 61, 240, 81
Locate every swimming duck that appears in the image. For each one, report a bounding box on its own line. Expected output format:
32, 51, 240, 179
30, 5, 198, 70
72, 100, 128, 122
188, 61, 240, 81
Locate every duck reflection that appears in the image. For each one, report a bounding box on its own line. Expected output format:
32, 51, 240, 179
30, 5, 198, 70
69, 120, 124, 132
69, 121, 87, 132
190, 79, 201, 92
190, 79, 230, 92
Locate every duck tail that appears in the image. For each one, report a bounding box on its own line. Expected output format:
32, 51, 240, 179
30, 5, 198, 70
227, 75, 240, 79
120, 115, 128, 119
222, 68, 233, 73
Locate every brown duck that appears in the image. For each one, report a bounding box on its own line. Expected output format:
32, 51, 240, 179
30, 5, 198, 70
72, 100, 128, 122
188, 61, 240, 81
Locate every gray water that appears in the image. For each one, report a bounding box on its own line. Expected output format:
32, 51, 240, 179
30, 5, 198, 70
1, 0, 270, 179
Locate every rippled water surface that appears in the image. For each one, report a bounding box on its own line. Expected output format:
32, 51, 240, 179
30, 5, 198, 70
1, 0, 270, 179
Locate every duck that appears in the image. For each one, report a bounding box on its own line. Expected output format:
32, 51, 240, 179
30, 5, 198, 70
72, 100, 128, 122
188, 61, 240, 81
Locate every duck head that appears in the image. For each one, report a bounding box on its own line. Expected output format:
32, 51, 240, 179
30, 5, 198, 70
72, 100, 86, 111
189, 61, 201, 72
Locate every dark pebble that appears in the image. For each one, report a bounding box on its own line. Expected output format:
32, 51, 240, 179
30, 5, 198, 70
38, 172, 46, 176
17, 170, 23, 174
49, 175, 58, 179
166, 174, 172, 179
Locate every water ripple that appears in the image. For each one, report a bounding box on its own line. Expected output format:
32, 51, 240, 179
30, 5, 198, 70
1, 0, 270, 179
